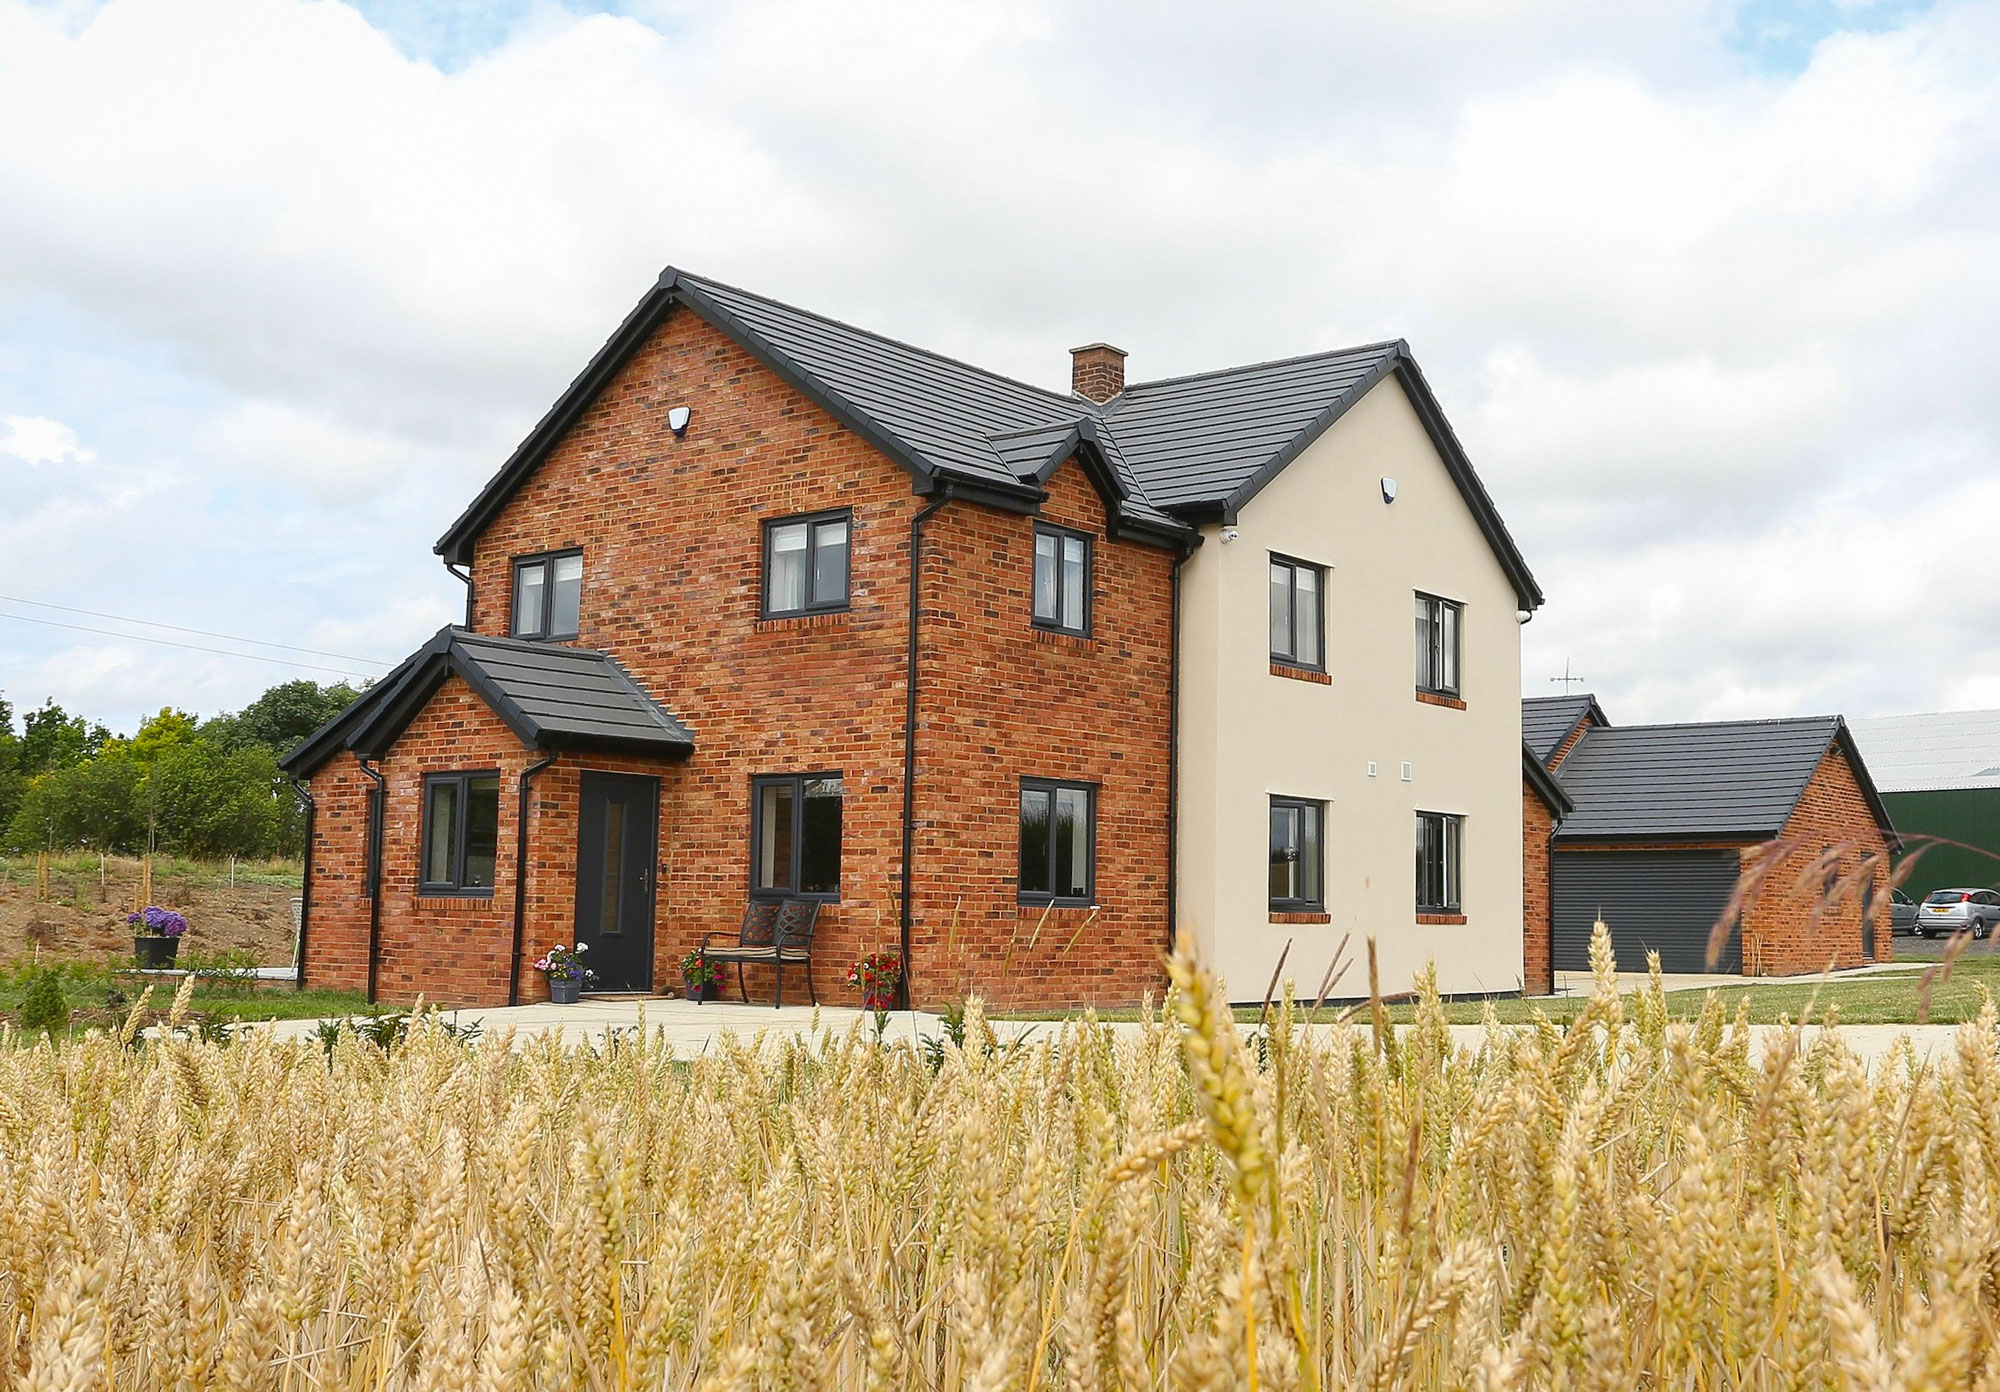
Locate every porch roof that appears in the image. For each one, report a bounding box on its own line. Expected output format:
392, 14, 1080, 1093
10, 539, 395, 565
280, 628, 693, 776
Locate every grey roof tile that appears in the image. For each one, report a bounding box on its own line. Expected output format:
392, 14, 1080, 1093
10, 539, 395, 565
1552, 717, 1841, 841
1524, 693, 1604, 766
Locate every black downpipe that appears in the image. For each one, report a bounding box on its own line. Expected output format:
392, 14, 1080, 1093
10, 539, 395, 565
899, 487, 953, 1009
288, 777, 315, 991
444, 561, 474, 628
355, 755, 385, 1004
1166, 541, 1195, 954
508, 753, 556, 1006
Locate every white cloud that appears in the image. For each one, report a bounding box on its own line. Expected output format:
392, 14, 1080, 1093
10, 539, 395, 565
0, 415, 92, 466
0, 0, 1995, 725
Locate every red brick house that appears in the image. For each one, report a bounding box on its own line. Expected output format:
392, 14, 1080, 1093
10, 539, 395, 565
1521, 694, 1897, 979
283, 268, 1543, 1009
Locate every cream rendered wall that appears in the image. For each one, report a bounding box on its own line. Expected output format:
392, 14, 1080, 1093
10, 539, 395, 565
1176, 375, 1525, 1001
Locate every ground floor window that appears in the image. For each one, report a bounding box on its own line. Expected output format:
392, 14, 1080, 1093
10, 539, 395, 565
751, 774, 842, 898
420, 771, 499, 894
1416, 811, 1462, 913
1269, 796, 1324, 910
1020, 778, 1095, 904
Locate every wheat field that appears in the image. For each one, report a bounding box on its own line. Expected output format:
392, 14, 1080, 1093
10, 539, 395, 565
1, 927, 1997, 1391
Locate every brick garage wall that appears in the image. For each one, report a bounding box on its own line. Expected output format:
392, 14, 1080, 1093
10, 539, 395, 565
1739, 743, 1893, 975
455, 306, 1173, 1009
913, 459, 1174, 1009
1522, 776, 1555, 994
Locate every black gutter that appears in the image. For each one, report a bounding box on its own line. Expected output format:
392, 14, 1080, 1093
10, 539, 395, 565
898, 486, 953, 1009
1166, 539, 1196, 953
355, 755, 385, 1004
507, 753, 556, 1006
287, 777, 315, 991
444, 561, 474, 627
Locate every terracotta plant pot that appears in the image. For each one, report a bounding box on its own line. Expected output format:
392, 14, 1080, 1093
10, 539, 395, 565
134, 936, 180, 971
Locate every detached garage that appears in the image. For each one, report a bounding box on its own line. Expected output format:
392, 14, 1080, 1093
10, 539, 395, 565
1525, 697, 1898, 977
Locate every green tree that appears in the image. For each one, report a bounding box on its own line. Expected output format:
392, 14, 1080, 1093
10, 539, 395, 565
17, 700, 111, 776
5, 752, 147, 852
149, 741, 283, 858
0, 694, 21, 835
128, 707, 200, 763
202, 679, 361, 756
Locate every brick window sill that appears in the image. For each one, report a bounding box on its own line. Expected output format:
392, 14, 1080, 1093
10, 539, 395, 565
755, 611, 850, 633
1416, 691, 1466, 710
414, 896, 497, 913
1270, 911, 1331, 924
1416, 912, 1467, 925
1016, 903, 1101, 916
1031, 628, 1096, 652
1271, 663, 1331, 685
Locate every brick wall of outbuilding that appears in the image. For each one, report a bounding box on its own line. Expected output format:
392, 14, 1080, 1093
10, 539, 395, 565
1522, 775, 1556, 995
1739, 743, 1893, 975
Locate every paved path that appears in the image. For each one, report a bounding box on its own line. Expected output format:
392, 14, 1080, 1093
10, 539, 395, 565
246, 997, 1970, 1072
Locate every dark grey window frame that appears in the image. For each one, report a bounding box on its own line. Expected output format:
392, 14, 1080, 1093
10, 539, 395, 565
1031, 523, 1093, 636
748, 772, 844, 902
1415, 592, 1463, 697
1018, 776, 1098, 907
510, 548, 584, 641
1269, 554, 1326, 672
761, 509, 853, 618
418, 770, 501, 897
1416, 810, 1463, 913
1268, 795, 1325, 912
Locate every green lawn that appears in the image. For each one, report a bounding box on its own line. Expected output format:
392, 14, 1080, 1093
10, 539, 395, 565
1, 965, 374, 1036
1002, 937, 2000, 1028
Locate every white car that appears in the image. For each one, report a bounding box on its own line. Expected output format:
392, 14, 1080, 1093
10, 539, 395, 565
1915, 888, 2000, 939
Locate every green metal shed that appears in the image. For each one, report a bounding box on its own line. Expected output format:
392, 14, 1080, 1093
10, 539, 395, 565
1848, 711, 2000, 898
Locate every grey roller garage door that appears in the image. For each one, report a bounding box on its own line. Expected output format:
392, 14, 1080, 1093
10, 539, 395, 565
1553, 850, 1741, 974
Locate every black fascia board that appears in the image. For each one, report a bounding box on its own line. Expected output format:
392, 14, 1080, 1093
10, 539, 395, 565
1829, 718, 1902, 850
1213, 347, 1544, 612
537, 727, 695, 756
435, 267, 951, 566
1523, 744, 1574, 816
279, 643, 433, 776
937, 472, 1045, 514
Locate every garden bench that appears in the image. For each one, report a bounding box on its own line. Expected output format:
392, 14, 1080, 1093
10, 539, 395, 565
700, 898, 821, 1007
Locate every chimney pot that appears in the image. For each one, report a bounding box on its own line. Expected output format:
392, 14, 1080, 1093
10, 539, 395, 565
1070, 342, 1127, 403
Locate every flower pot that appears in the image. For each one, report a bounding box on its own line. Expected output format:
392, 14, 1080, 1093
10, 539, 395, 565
134, 935, 180, 970
684, 977, 722, 1004
548, 976, 582, 1005
862, 990, 896, 1012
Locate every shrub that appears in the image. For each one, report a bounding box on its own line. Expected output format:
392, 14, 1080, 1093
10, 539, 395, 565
16, 968, 69, 1035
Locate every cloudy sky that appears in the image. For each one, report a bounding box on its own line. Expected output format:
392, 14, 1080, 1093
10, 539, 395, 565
1, 0, 1995, 736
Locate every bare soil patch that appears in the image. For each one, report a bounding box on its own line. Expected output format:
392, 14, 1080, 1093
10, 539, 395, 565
0, 856, 301, 968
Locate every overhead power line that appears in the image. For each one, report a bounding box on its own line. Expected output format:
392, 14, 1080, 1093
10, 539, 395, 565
0, 594, 392, 666
0, 611, 383, 680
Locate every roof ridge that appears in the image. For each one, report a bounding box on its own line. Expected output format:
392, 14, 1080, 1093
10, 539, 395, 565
1107, 338, 1406, 406
674, 269, 1085, 414
1587, 715, 1839, 733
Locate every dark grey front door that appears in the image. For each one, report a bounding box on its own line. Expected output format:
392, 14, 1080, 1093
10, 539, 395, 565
574, 772, 658, 992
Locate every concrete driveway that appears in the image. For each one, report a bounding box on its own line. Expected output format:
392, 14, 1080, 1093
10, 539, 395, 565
247, 995, 1966, 1072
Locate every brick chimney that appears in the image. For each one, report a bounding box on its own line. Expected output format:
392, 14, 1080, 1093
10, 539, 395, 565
1070, 343, 1127, 403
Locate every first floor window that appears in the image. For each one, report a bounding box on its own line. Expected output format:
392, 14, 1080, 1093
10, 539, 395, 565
1415, 593, 1461, 696
421, 772, 500, 893
1033, 525, 1091, 633
1269, 556, 1324, 668
1020, 778, 1095, 903
764, 511, 851, 616
1416, 812, 1462, 912
1269, 797, 1324, 910
751, 774, 843, 897
511, 550, 583, 639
